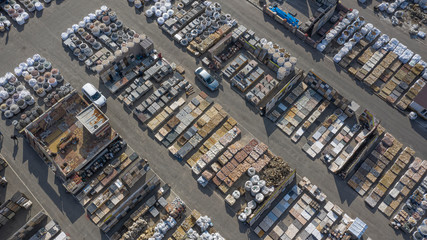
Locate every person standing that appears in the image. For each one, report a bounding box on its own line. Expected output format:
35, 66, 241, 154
10, 135, 17, 142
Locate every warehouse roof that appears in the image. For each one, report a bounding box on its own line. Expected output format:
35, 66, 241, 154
413, 86, 427, 109
76, 104, 109, 135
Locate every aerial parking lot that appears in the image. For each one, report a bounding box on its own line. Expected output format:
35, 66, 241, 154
0, 0, 426, 240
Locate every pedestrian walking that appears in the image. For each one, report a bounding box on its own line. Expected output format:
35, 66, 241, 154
0, 176, 7, 187
10, 135, 17, 141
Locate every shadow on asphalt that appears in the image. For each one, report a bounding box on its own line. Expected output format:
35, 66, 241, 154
262, 116, 277, 137
410, 119, 427, 140
22, 141, 85, 223
333, 174, 358, 206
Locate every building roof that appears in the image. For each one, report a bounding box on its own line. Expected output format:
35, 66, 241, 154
24, 91, 116, 178
76, 104, 109, 135
413, 85, 427, 109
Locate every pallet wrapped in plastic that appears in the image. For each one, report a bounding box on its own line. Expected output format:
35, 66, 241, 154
409, 54, 421, 67
366, 27, 381, 42
373, 34, 389, 49
399, 49, 414, 63
392, 43, 407, 55
196, 216, 213, 232
383, 38, 399, 51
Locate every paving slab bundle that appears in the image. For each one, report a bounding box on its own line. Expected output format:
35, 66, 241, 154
101, 50, 156, 94
281, 193, 321, 239
291, 101, 330, 143
134, 73, 188, 124
28, 220, 62, 240
99, 174, 160, 232
222, 53, 248, 79
253, 185, 301, 237
328, 128, 369, 172
303, 109, 347, 159
155, 93, 212, 147
162, 2, 207, 37
193, 126, 240, 178
347, 133, 403, 196
168, 103, 224, 157
231, 60, 264, 92
322, 123, 360, 163
356, 48, 388, 82
194, 121, 239, 170
361, 51, 399, 89
391, 174, 427, 234
338, 39, 370, 69
396, 79, 426, 110
121, 78, 153, 108
211, 139, 272, 193
267, 82, 308, 123
245, 74, 279, 106
187, 23, 235, 56
379, 157, 426, 220
365, 147, 415, 213
378, 63, 425, 104
147, 97, 185, 131
170, 103, 229, 160
276, 88, 323, 136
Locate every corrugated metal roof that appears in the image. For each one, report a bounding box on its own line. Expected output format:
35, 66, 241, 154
413, 85, 427, 109
76, 104, 109, 134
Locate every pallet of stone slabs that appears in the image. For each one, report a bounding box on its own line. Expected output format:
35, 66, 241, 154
147, 98, 186, 132
364, 147, 413, 210
276, 89, 323, 136
321, 123, 360, 164
187, 120, 238, 168
267, 82, 309, 123
359, 49, 388, 82
303, 112, 347, 159
347, 132, 402, 196
158, 97, 214, 147
376, 64, 422, 105
291, 100, 330, 143
339, 40, 370, 69
134, 77, 186, 124
123, 80, 154, 108
378, 157, 424, 218
170, 104, 228, 160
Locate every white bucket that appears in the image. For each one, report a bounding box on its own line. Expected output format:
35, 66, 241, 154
289, 57, 297, 66
277, 57, 285, 67
244, 181, 252, 191
247, 167, 256, 176
251, 185, 260, 196
272, 52, 280, 62
251, 175, 260, 184
277, 67, 287, 80
255, 193, 264, 203
157, 17, 165, 25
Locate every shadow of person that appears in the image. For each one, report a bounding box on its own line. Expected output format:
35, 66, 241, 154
5, 29, 9, 45
11, 135, 18, 159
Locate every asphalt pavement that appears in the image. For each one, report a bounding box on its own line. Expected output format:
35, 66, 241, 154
0, 0, 426, 240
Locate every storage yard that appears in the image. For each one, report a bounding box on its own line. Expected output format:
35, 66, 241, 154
0, 0, 426, 240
